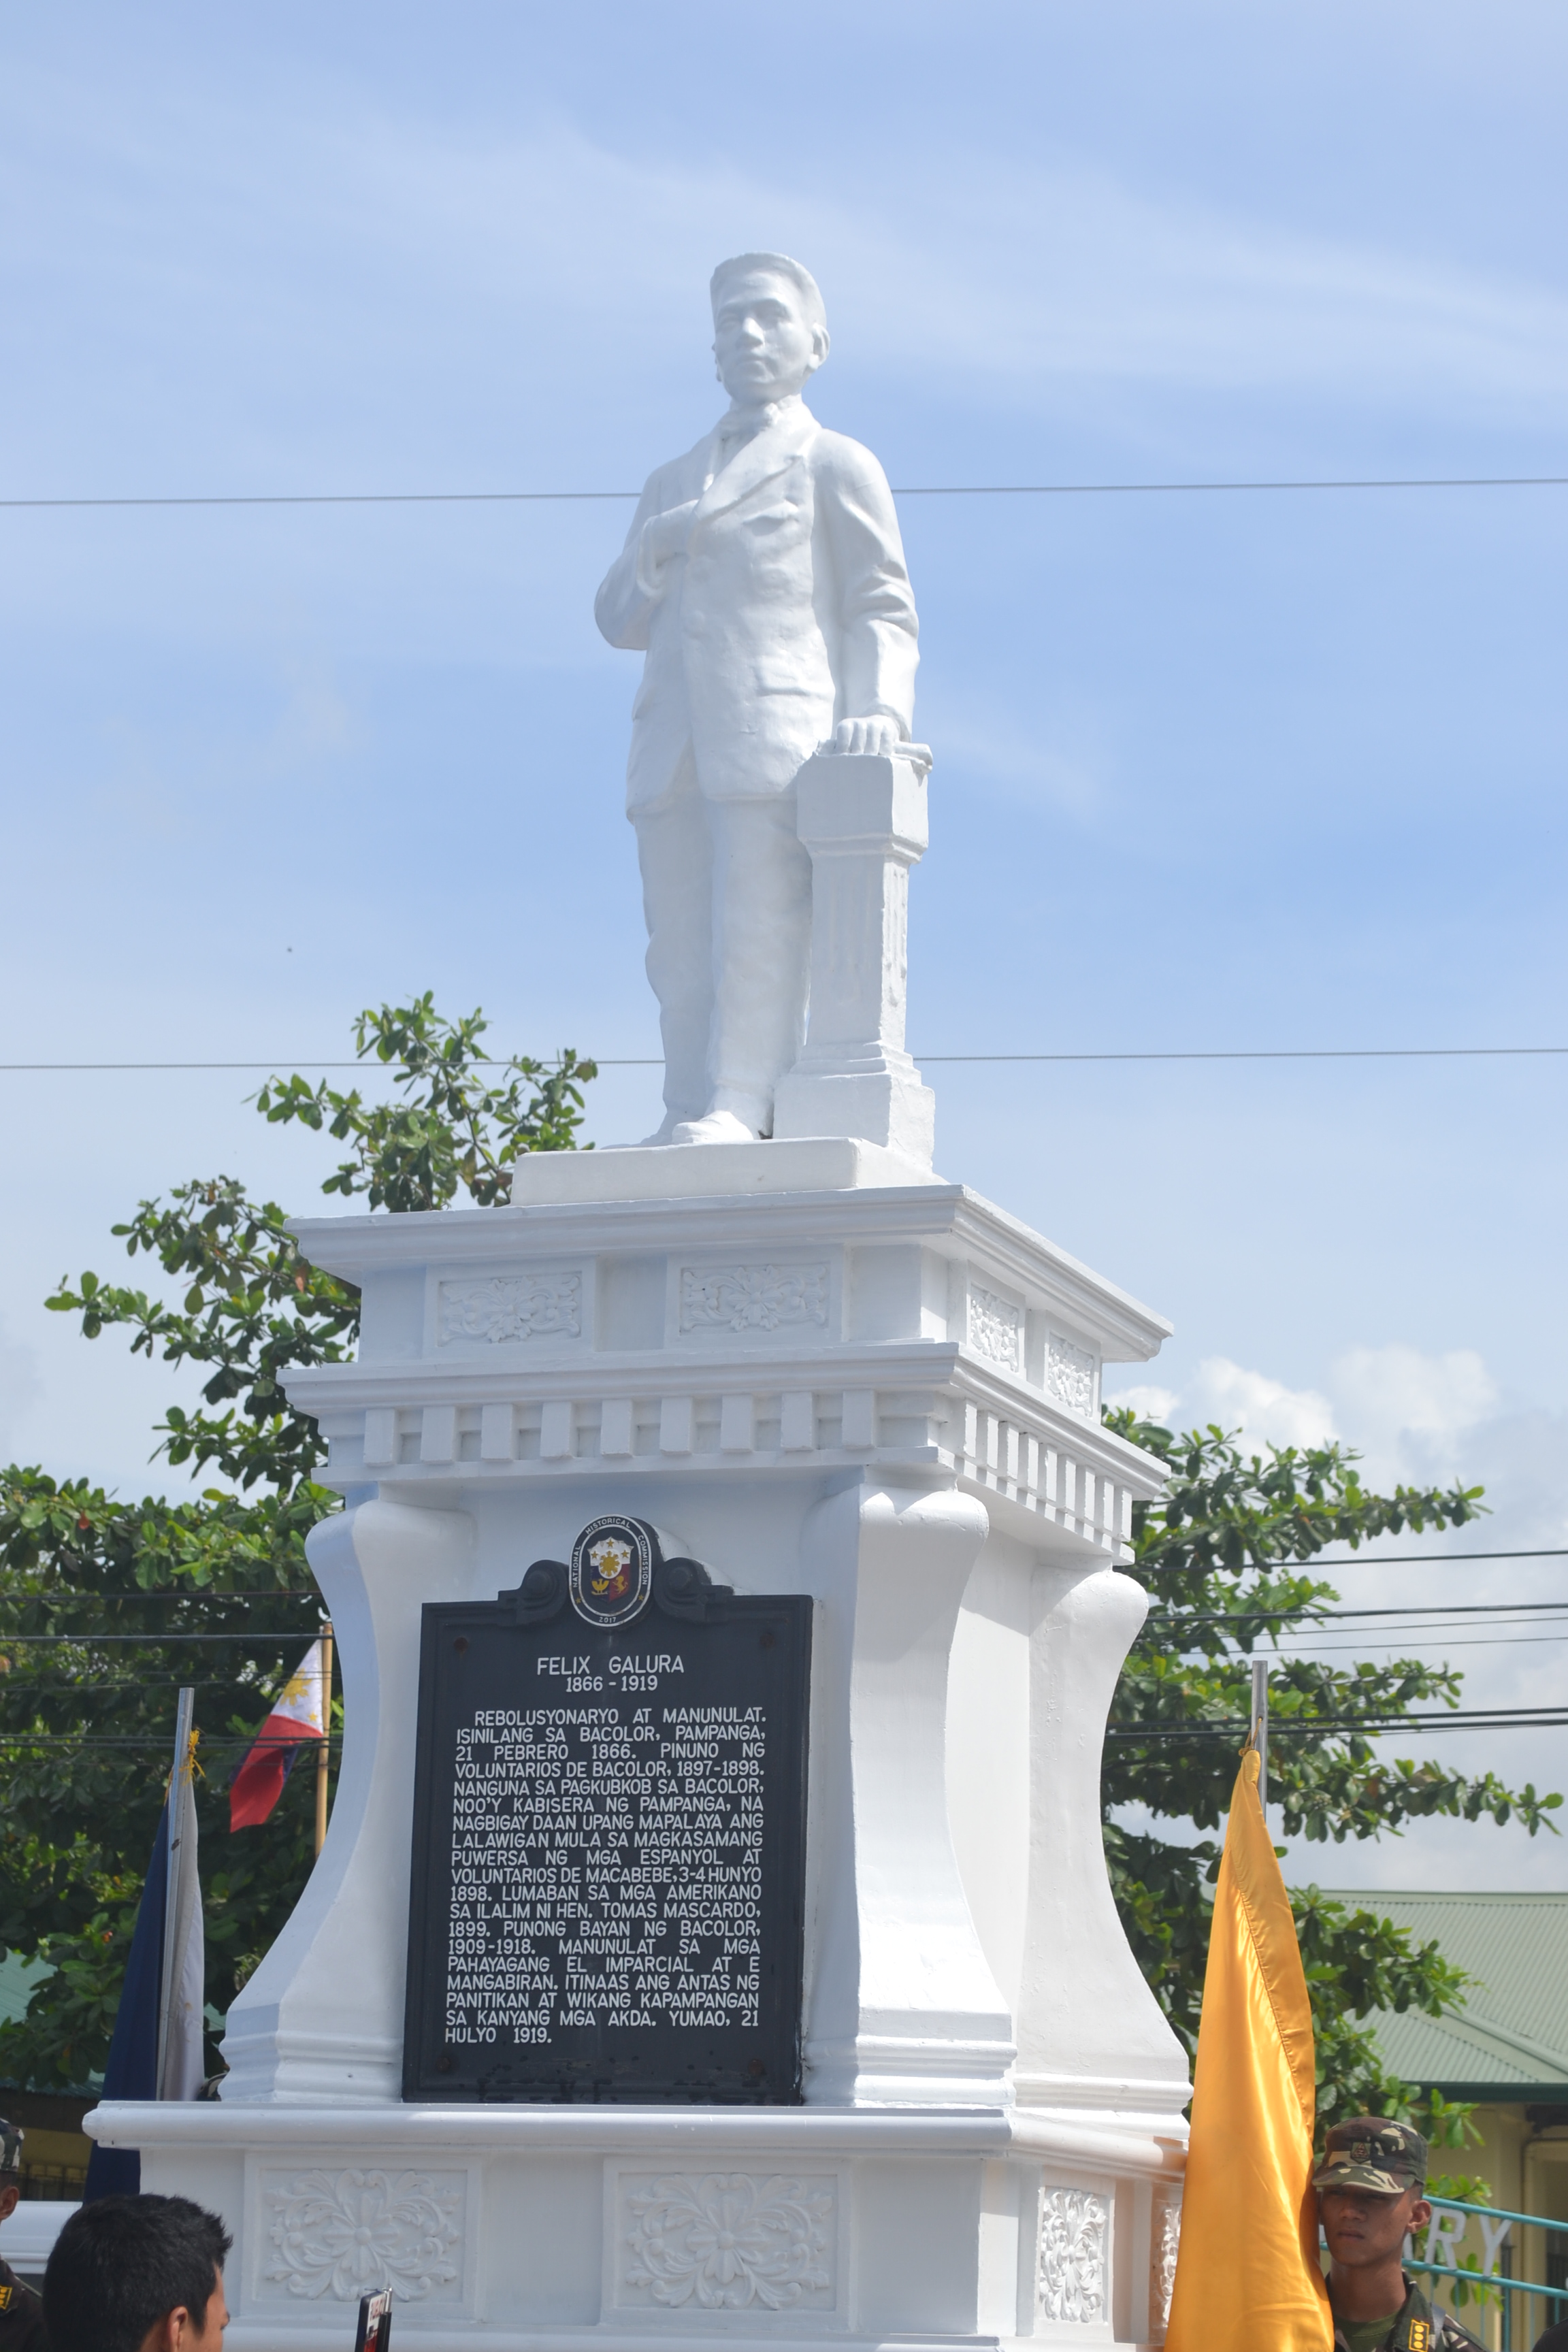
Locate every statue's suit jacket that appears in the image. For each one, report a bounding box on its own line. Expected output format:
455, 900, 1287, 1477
595, 399, 919, 813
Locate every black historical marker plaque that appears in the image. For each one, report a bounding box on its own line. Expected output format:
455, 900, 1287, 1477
403, 1517, 811, 2102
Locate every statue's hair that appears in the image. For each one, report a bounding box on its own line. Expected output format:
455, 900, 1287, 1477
709, 252, 826, 332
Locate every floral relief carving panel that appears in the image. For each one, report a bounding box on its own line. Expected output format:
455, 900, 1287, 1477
679, 1264, 829, 1336
615, 2170, 838, 2313
1150, 2189, 1181, 2339
1043, 1332, 1096, 1419
1036, 2185, 1107, 2326
259, 2168, 465, 2303
968, 1283, 1023, 1369
438, 1272, 581, 1345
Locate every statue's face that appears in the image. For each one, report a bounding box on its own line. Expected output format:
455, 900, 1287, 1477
712, 272, 827, 406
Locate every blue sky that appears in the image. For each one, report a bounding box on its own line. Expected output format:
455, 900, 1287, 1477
2, 1, 1565, 1888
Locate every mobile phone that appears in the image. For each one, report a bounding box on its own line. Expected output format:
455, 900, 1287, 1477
353, 2289, 393, 2352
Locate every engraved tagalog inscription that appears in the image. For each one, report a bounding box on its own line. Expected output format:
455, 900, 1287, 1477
403, 1527, 811, 2104
448, 1697, 764, 2040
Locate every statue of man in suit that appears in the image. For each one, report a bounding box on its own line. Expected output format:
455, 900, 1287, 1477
595, 252, 920, 1145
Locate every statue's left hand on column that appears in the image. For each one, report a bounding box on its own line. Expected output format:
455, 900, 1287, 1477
827, 714, 906, 756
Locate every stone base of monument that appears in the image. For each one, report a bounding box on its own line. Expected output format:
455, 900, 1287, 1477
90, 1139, 1189, 2351
97, 2103, 1183, 2351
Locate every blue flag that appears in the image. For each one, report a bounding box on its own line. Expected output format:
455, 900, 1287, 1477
82, 1801, 169, 2202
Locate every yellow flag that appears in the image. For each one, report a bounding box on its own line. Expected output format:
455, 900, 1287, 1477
1165, 1747, 1333, 2352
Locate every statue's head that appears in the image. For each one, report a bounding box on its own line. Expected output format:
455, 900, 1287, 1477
710, 252, 830, 407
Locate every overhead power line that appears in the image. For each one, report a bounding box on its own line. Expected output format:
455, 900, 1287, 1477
1152, 1578, 1568, 1612
2, 475, 1565, 512
1109, 1703, 1568, 1740
1147, 1549, 1568, 1580
902, 477, 1568, 498
921, 1047, 1568, 1065
28, 1635, 1567, 1671
0, 1058, 619, 1071
0, 1679, 308, 1692
0, 1734, 344, 1750
8, 1600, 1562, 1646
5, 1046, 1568, 1074
1267, 1633, 1568, 1653
0, 1717, 1554, 1751
0, 1589, 319, 1603
0, 1637, 327, 1656
5, 1595, 1558, 1635
1107, 1719, 1568, 1740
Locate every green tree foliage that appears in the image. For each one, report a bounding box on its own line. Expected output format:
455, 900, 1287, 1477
1104, 1411, 1562, 2131
254, 994, 597, 1212
0, 1473, 325, 2087
0, 1001, 593, 2089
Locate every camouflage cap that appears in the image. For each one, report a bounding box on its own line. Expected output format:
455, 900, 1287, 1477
1313, 2116, 1427, 2196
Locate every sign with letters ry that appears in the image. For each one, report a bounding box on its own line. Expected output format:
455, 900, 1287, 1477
403, 1515, 811, 2103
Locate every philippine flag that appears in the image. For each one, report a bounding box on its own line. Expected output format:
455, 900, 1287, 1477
229, 1637, 329, 1831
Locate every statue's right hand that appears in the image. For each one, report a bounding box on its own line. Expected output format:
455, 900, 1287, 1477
640, 500, 700, 577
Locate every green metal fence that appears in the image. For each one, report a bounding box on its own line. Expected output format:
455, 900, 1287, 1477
1406, 2194, 1568, 2350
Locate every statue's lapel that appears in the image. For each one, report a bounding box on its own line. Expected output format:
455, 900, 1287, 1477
694, 403, 816, 525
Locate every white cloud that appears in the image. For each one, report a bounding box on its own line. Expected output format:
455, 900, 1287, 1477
1103, 1382, 1179, 1424
1327, 1343, 1499, 1484
1109, 1340, 1568, 1571
391, 122, 1568, 418
1110, 1343, 1512, 1473
1188, 1357, 1337, 1449
1106, 1339, 1568, 1882
1107, 1356, 1335, 1449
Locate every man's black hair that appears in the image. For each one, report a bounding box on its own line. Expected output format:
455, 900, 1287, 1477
44, 2193, 231, 2352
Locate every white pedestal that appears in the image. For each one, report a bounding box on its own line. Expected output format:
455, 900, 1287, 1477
90, 1144, 1189, 2349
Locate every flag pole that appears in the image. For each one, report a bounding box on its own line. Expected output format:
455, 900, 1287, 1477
314, 1625, 334, 1858
156, 1686, 196, 2091
1250, 1656, 1269, 1808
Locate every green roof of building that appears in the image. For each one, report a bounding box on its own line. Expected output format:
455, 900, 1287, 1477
1315, 1890, 1568, 2100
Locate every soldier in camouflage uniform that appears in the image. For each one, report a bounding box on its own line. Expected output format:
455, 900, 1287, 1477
0, 2119, 46, 2352
1316, 2116, 1484, 2352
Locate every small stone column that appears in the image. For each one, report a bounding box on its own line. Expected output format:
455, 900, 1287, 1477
772, 749, 937, 1164
1013, 1562, 1192, 2124
801, 1478, 1014, 2105
219, 1496, 475, 2103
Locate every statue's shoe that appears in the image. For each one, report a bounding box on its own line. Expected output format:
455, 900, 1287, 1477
670, 1109, 764, 1145
637, 1112, 689, 1146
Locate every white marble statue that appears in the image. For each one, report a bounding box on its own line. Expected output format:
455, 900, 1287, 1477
595, 252, 920, 1146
